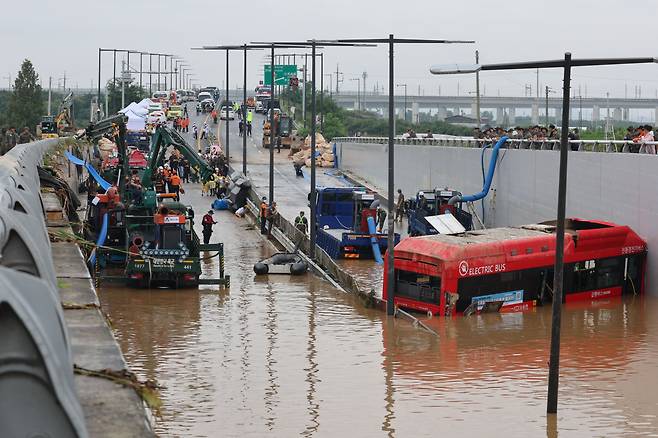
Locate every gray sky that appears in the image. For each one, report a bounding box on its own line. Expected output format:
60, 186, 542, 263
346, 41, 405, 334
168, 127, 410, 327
3, 0, 658, 99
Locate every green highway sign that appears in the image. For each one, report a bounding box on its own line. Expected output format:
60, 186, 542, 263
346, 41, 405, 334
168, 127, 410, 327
264, 65, 298, 86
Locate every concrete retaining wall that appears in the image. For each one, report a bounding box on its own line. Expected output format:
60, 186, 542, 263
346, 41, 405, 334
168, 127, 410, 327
336, 140, 658, 296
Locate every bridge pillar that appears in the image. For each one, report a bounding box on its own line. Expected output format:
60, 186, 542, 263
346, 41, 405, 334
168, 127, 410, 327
412, 101, 419, 124
496, 107, 504, 125
655, 107, 658, 124
623, 108, 630, 121
437, 106, 447, 121
592, 105, 600, 125
508, 107, 516, 126
531, 103, 539, 125
353, 99, 359, 111
470, 103, 478, 118
613, 108, 622, 121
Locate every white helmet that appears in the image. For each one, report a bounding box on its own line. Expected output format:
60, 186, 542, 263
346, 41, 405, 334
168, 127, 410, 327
419, 191, 425, 196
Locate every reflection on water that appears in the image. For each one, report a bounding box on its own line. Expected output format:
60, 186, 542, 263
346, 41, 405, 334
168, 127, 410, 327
99, 186, 658, 437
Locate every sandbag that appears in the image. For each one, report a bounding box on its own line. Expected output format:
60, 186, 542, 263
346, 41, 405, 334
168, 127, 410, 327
321, 152, 334, 161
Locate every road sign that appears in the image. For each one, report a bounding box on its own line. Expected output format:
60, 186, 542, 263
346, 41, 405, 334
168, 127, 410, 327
264, 65, 298, 86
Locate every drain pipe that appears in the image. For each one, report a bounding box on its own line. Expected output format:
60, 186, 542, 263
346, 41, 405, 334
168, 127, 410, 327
448, 136, 508, 206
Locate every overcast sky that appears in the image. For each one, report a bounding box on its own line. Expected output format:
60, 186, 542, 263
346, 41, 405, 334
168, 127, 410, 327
3, 0, 658, 99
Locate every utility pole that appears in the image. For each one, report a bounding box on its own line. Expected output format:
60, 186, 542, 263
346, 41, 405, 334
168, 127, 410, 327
475, 50, 481, 127
303, 54, 307, 128
335, 63, 343, 94
536, 68, 539, 99
362, 71, 368, 112
47, 77, 52, 116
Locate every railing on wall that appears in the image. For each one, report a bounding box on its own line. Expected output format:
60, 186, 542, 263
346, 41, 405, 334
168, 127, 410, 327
333, 136, 658, 153
0, 140, 88, 437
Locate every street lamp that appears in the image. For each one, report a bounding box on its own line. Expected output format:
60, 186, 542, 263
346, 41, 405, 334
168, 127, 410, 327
194, 45, 266, 175
431, 54, 658, 414
396, 83, 407, 122
251, 40, 376, 259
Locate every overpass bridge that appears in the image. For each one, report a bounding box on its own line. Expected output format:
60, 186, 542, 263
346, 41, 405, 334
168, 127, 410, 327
332, 92, 658, 125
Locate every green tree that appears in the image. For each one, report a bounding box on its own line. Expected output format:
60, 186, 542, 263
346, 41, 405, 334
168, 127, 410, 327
7, 59, 43, 131
106, 79, 146, 114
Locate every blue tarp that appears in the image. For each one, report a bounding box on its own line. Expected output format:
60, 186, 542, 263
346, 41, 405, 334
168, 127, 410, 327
65, 151, 111, 190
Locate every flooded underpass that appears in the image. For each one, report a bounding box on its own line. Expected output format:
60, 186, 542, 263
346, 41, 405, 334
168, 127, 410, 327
97, 183, 658, 437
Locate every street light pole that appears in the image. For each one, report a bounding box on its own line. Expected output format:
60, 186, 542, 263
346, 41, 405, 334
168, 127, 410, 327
475, 50, 481, 127
431, 53, 658, 414
97, 49, 101, 118
310, 41, 317, 259
547, 52, 572, 415
243, 45, 248, 176
320, 53, 324, 132
269, 44, 275, 205
303, 53, 307, 129
225, 49, 230, 166
386, 34, 395, 315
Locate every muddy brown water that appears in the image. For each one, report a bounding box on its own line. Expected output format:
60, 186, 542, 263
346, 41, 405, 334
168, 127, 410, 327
98, 184, 658, 437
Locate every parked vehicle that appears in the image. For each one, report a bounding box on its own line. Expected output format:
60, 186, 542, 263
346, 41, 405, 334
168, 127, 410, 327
152, 91, 168, 102
147, 103, 163, 114
166, 105, 183, 120
146, 110, 166, 125
197, 91, 213, 102
255, 100, 264, 113
200, 99, 215, 113
220, 105, 235, 120
407, 188, 473, 236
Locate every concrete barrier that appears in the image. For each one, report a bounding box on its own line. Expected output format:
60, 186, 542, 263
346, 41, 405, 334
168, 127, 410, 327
0, 140, 89, 438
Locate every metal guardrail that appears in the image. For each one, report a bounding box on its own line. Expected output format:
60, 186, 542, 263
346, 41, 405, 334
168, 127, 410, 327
0, 140, 88, 437
333, 136, 658, 153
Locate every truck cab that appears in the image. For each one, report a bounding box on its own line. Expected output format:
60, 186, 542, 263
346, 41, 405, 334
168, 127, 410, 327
314, 187, 376, 231
407, 188, 473, 236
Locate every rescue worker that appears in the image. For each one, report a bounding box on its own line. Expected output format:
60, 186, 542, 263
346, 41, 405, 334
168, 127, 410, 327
211, 108, 218, 124
395, 189, 405, 222
247, 120, 253, 137
18, 127, 35, 144
294, 211, 308, 235
201, 210, 217, 244
192, 124, 198, 139
162, 165, 171, 193
170, 170, 181, 199
376, 206, 387, 233
267, 202, 278, 236
0, 128, 8, 155
417, 191, 427, 215
239, 119, 244, 136
259, 197, 268, 235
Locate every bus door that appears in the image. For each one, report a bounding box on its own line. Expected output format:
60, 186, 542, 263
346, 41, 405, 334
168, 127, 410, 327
622, 253, 645, 296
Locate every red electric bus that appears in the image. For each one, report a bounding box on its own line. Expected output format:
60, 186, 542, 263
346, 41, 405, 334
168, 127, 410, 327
384, 218, 647, 317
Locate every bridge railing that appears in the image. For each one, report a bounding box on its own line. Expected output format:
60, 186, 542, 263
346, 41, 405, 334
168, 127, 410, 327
332, 136, 658, 153
0, 140, 88, 437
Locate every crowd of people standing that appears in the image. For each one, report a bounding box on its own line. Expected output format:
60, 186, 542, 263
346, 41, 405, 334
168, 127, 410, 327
1, 127, 36, 155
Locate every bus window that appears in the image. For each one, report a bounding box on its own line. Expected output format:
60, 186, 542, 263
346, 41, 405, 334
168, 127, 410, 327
396, 270, 441, 304
572, 257, 623, 292
457, 268, 545, 312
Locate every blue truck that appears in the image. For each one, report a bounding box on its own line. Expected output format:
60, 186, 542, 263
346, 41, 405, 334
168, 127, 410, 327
313, 187, 400, 260
407, 188, 473, 236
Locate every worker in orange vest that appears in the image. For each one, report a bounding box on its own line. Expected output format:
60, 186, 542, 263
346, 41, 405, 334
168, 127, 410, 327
170, 170, 181, 199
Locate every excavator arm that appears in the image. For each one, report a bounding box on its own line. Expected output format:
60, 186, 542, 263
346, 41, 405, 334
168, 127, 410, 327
142, 126, 215, 189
